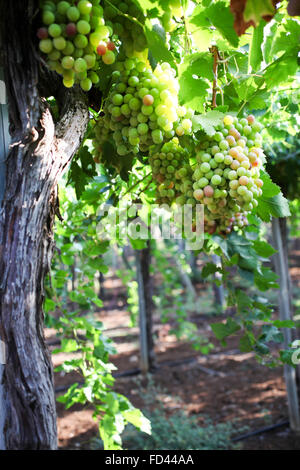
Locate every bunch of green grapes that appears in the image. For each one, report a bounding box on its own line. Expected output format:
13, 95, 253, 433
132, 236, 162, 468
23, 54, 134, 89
93, 57, 193, 162
192, 114, 265, 234
38, 0, 116, 91
103, 0, 147, 57
149, 138, 193, 205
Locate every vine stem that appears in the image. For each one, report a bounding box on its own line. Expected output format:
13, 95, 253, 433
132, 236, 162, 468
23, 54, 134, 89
210, 46, 220, 109
122, 172, 152, 197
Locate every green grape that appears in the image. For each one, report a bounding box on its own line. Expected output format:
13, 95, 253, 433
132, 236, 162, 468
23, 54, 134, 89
67, 6, 80, 22
48, 24, 62, 38
39, 39, 53, 54
53, 36, 66, 50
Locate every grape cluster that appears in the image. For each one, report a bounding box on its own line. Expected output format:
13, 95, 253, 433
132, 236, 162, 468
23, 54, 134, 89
93, 57, 193, 162
38, 0, 116, 91
148, 115, 265, 236
149, 139, 192, 205
192, 114, 265, 234
103, 0, 147, 57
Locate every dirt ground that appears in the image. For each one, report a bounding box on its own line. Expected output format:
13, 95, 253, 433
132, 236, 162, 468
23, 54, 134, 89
48, 243, 300, 451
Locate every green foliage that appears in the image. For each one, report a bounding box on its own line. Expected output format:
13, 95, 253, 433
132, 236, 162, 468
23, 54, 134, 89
54, 314, 151, 450
92, 378, 242, 450
124, 409, 238, 450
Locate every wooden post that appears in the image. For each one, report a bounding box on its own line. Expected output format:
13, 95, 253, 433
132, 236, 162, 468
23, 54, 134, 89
135, 241, 156, 374
272, 217, 300, 432
0, 65, 10, 451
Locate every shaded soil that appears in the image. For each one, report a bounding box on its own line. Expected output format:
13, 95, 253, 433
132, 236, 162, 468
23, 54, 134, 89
49, 244, 300, 451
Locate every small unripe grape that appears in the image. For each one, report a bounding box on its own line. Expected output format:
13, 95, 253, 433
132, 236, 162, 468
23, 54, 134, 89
141, 105, 153, 116
61, 55, 75, 69
37, 27, 49, 39
39, 39, 53, 54
175, 126, 184, 137
182, 119, 192, 131
84, 54, 96, 69
231, 160, 240, 170
219, 140, 229, 150
224, 115, 234, 127
237, 139, 246, 148
48, 24, 62, 38
229, 180, 239, 190
204, 185, 214, 197
211, 145, 220, 155
89, 32, 102, 47
128, 76, 139, 87
107, 41, 116, 51
53, 36, 66, 50
237, 167, 247, 177
194, 189, 204, 201
239, 176, 249, 186
247, 114, 255, 124
137, 123, 148, 135
226, 135, 236, 147
89, 71, 100, 84
74, 48, 84, 58
211, 175, 221, 186
80, 78, 92, 91
102, 51, 115, 65
129, 98, 140, 111
63, 78, 75, 88
214, 153, 224, 163
74, 58, 87, 73
66, 23, 77, 37
43, 11, 55, 25
77, 20, 91, 35
67, 6, 80, 22
97, 42, 107, 55
152, 129, 163, 144
224, 155, 233, 165
228, 170, 237, 180
74, 34, 88, 49
200, 162, 211, 173
57, 1, 70, 15
255, 179, 263, 188
243, 125, 252, 135
198, 177, 209, 188
78, 1, 93, 15
143, 94, 154, 106
62, 41, 75, 56
241, 160, 250, 169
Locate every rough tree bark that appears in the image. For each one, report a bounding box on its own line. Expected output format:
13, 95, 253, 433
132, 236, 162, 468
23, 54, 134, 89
0, 1, 89, 449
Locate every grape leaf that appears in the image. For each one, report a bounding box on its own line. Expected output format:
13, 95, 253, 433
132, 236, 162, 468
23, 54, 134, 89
192, 111, 225, 136
252, 240, 277, 257
260, 171, 281, 198
249, 20, 265, 71
201, 262, 220, 278
256, 193, 291, 222
205, 1, 239, 47
264, 53, 298, 89
178, 72, 209, 112
211, 318, 241, 344
144, 22, 177, 70
180, 53, 214, 81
